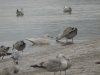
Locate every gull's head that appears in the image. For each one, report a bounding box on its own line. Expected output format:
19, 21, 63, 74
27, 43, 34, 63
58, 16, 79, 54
56, 54, 66, 59
56, 54, 70, 61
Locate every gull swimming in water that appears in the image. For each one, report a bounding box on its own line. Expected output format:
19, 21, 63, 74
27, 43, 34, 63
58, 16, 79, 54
30, 54, 71, 75
12, 40, 26, 53
16, 8, 24, 17
56, 27, 78, 44
63, 6, 72, 14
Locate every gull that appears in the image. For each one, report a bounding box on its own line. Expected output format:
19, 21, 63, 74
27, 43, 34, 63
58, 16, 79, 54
16, 8, 24, 17
63, 6, 72, 14
0, 45, 10, 59
12, 40, 26, 53
56, 27, 78, 44
11, 50, 21, 65
30, 54, 71, 75
56, 54, 71, 75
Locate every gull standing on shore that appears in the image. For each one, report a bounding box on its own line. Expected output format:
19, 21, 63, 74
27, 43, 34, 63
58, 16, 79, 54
56, 27, 78, 43
12, 40, 26, 53
11, 50, 21, 65
0, 45, 10, 59
56, 54, 71, 75
30, 54, 71, 75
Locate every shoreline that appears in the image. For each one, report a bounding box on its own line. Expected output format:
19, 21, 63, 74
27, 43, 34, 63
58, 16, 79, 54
0, 38, 100, 75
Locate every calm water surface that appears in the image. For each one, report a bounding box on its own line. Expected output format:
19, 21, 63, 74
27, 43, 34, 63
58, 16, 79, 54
0, 0, 100, 42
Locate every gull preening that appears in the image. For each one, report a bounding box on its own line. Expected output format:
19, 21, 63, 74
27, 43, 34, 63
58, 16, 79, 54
0, 45, 10, 59
30, 54, 71, 75
56, 27, 78, 44
12, 40, 26, 53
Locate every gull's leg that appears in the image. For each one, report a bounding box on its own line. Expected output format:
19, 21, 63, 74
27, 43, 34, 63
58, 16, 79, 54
14, 59, 19, 65
59, 65, 61, 75
54, 72, 56, 75
72, 38, 73, 43
65, 70, 66, 75
60, 71, 61, 75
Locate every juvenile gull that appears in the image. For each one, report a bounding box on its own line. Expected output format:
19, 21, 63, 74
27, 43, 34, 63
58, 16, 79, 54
0, 45, 10, 59
12, 40, 26, 53
56, 27, 78, 44
30, 54, 71, 75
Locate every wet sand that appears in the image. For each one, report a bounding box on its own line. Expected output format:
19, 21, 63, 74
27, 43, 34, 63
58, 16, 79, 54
0, 39, 100, 75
